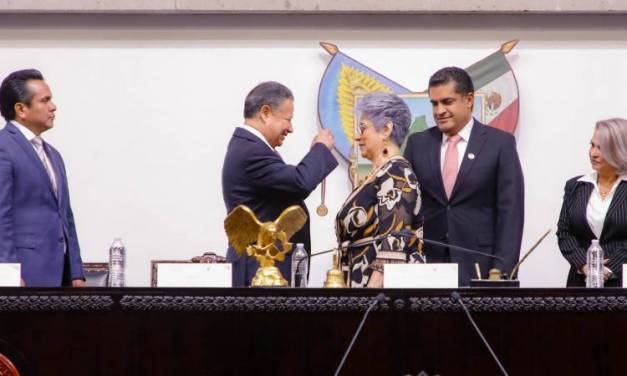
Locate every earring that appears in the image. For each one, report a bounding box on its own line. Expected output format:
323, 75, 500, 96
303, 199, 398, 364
382, 138, 389, 156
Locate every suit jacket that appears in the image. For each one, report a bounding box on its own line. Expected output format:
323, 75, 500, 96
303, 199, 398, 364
557, 176, 627, 287
0, 122, 84, 286
404, 120, 524, 285
222, 127, 338, 287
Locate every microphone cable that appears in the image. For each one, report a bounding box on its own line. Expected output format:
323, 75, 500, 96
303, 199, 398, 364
451, 291, 509, 376
334, 293, 387, 376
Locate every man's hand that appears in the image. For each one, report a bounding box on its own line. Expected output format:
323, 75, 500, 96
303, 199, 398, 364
71, 279, 86, 287
20, 278, 25, 287
312, 129, 335, 150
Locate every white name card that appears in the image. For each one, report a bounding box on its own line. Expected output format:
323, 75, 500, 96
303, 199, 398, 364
0, 263, 21, 287
157, 263, 232, 287
384, 263, 458, 288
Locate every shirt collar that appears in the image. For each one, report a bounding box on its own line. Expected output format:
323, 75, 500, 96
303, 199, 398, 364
442, 117, 474, 144
11, 120, 38, 142
240, 124, 274, 152
578, 172, 627, 185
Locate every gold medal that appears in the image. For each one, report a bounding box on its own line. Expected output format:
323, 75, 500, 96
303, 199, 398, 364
317, 179, 328, 217
316, 204, 328, 216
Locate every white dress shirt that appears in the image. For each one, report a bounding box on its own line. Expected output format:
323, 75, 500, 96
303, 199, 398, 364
12, 120, 39, 148
11, 121, 58, 190
440, 118, 474, 172
578, 172, 627, 238
240, 124, 274, 152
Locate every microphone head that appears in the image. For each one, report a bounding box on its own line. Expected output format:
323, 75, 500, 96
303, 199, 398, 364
376, 292, 388, 304
450, 291, 461, 301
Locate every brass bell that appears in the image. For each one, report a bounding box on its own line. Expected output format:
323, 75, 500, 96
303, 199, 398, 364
323, 249, 346, 288
488, 268, 502, 280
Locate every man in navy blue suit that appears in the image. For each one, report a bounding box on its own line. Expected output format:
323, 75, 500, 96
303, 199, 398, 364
404, 67, 524, 286
222, 81, 338, 286
0, 69, 85, 287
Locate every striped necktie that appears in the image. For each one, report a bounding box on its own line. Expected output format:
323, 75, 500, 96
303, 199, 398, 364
30, 136, 58, 197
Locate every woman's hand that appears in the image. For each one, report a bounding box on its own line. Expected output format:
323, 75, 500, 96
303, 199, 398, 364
366, 270, 384, 288
580, 259, 613, 281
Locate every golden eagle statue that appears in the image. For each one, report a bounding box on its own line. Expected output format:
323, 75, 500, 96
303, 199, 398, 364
224, 205, 307, 286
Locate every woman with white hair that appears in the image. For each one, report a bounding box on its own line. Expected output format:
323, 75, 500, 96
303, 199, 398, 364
557, 118, 627, 287
335, 92, 424, 288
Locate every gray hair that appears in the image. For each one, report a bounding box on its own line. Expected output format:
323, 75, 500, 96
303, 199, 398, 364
243, 81, 293, 118
357, 91, 411, 146
595, 118, 627, 174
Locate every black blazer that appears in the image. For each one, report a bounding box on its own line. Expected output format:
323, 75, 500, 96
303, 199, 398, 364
222, 127, 338, 286
404, 120, 525, 285
557, 176, 627, 287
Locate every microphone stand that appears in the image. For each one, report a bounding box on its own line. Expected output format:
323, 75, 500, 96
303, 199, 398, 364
451, 291, 509, 376
334, 293, 388, 376
300, 230, 501, 288
391, 230, 521, 287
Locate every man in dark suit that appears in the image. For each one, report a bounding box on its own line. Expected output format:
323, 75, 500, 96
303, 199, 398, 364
0, 69, 85, 287
222, 81, 338, 287
404, 67, 524, 285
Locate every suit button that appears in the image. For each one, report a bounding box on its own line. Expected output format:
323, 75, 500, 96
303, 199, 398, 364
58, 237, 64, 243
447, 205, 451, 211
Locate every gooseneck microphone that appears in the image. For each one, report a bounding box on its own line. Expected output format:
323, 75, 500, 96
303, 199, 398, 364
451, 291, 509, 376
391, 229, 504, 262
293, 232, 418, 283
293, 247, 338, 283
334, 293, 388, 376
298, 230, 503, 286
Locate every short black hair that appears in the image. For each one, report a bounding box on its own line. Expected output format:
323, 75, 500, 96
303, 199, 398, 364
243, 81, 293, 119
428, 67, 474, 95
0, 69, 45, 121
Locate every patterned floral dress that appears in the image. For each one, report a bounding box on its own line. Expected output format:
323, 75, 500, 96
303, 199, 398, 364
335, 156, 424, 287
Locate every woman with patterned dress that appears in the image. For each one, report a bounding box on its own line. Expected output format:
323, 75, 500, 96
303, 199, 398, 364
336, 92, 424, 288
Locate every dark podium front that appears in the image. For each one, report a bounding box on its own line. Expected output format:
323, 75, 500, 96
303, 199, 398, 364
0, 288, 626, 375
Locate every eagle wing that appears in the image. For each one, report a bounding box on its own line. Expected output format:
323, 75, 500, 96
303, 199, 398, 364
224, 205, 262, 256
273, 205, 308, 241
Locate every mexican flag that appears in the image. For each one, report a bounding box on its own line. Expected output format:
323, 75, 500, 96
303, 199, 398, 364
466, 40, 520, 134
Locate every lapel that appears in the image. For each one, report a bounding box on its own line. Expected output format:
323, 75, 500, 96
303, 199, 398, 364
427, 127, 446, 204
571, 182, 596, 239
5, 122, 59, 203
601, 181, 627, 240
450, 120, 488, 201
44, 142, 64, 206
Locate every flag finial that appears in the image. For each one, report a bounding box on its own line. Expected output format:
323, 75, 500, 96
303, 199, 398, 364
500, 39, 518, 54
320, 42, 339, 55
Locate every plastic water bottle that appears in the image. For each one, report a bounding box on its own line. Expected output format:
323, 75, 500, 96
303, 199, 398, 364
290, 243, 308, 287
586, 239, 604, 288
108, 238, 126, 287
